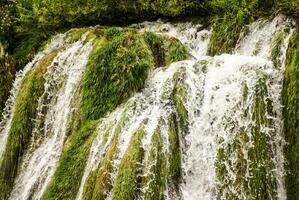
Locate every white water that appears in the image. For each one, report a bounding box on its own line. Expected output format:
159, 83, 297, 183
0, 34, 67, 159
9, 34, 93, 200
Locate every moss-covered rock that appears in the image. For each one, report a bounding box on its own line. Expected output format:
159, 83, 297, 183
283, 31, 299, 200
167, 113, 182, 198
82, 27, 189, 121
215, 78, 277, 199
42, 120, 98, 200
172, 69, 188, 128
0, 50, 58, 199
82, 28, 154, 121
140, 124, 167, 200
111, 128, 145, 200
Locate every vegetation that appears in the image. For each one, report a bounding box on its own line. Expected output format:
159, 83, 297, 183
82, 112, 128, 200
82, 28, 154, 121
283, 30, 299, 200
42, 121, 98, 200
0, 44, 15, 114
82, 27, 188, 121
0, 0, 298, 199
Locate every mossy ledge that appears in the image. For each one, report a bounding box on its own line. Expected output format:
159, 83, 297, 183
283, 30, 299, 200
0, 50, 58, 199
82, 27, 189, 121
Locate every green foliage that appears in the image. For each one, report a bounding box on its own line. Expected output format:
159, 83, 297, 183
208, 0, 256, 55
143, 32, 166, 67
247, 78, 277, 199
0, 44, 15, 114
143, 32, 190, 67
42, 120, 98, 200
276, 0, 299, 18
165, 36, 190, 65
0, 50, 57, 199
172, 69, 188, 128
283, 31, 299, 200
111, 128, 144, 200
82, 28, 154, 121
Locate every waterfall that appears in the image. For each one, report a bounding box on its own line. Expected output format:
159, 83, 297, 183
0, 14, 295, 200
9, 34, 93, 199
76, 15, 293, 200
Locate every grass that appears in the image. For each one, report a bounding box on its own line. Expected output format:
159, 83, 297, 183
82, 112, 128, 200
172, 69, 188, 128
82, 28, 154, 121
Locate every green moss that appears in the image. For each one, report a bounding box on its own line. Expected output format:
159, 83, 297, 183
283, 32, 299, 200
82, 28, 154, 121
143, 32, 166, 67
271, 31, 284, 68
164, 36, 189, 65
111, 128, 145, 200
0, 50, 58, 199
172, 70, 188, 128
167, 114, 182, 196
42, 120, 98, 200
141, 123, 167, 200
208, 10, 250, 55
67, 28, 90, 42
247, 77, 277, 199
143, 32, 189, 67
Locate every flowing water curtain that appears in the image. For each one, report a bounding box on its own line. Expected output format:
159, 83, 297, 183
9, 33, 94, 200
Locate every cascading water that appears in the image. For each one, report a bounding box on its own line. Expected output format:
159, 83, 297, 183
0, 14, 295, 200
9, 33, 93, 199
0, 34, 66, 159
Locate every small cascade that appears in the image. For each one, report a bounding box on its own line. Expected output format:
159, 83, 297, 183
136, 20, 212, 58
9, 34, 93, 200
0, 34, 66, 159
